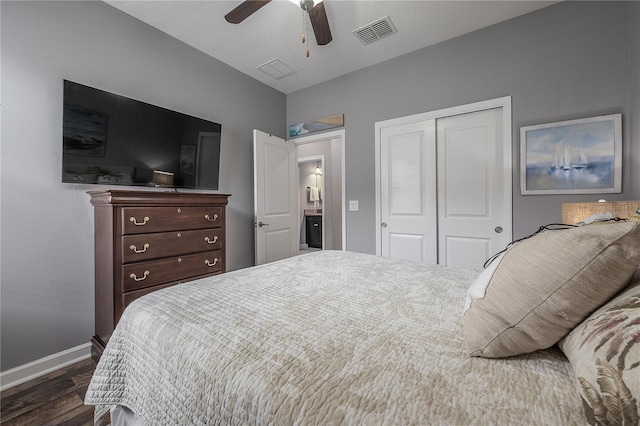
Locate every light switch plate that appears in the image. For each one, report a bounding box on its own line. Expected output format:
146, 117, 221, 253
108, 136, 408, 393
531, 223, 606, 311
349, 200, 359, 211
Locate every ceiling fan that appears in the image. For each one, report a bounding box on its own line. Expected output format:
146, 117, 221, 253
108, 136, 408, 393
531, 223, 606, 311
225, 0, 333, 47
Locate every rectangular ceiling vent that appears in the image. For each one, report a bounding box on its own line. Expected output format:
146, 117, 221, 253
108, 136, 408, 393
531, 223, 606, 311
353, 16, 397, 45
257, 58, 297, 80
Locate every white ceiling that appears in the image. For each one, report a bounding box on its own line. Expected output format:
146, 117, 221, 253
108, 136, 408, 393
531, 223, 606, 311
105, 0, 558, 94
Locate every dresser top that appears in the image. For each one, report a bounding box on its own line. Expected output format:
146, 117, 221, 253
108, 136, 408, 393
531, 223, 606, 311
88, 189, 231, 207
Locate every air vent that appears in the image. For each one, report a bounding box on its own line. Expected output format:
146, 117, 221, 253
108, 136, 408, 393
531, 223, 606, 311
353, 16, 397, 45
257, 59, 297, 80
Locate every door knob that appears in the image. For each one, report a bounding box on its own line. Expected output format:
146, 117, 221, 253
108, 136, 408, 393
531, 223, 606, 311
381, 222, 387, 228
495, 226, 503, 233
258, 221, 269, 227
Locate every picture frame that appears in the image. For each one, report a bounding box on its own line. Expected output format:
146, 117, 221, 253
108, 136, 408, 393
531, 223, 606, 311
289, 114, 344, 138
180, 145, 196, 174
520, 113, 622, 195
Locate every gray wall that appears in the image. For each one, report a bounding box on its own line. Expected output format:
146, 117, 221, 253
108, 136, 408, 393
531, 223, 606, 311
1, 1, 286, 371
287, 1, 640, 254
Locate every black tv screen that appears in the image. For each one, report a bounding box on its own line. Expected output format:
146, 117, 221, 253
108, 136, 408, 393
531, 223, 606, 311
62, 80, 221, 190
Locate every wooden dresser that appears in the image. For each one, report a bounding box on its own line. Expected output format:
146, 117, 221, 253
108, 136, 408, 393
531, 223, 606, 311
88, 189, 230, 361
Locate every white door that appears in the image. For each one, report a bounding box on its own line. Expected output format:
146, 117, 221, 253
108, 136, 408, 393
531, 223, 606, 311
376, 97, 512, 269
253, 130, 298, 265
436, 108, 511, 269
379, 121, 437, 263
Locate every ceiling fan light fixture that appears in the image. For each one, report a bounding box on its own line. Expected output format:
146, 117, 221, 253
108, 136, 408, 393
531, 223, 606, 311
226, 0, 331, 52
288, 0, 323, 8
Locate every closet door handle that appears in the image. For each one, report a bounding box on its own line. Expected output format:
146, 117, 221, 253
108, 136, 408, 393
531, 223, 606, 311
258, 221, 269, 227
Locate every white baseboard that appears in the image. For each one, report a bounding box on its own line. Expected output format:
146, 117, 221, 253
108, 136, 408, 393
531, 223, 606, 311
0, 343, 92, 391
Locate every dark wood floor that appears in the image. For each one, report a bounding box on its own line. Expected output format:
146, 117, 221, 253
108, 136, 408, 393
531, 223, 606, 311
0, 358, 108, 426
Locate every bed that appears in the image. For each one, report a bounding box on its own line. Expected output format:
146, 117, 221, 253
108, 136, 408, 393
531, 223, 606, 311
85, 222, 640, 425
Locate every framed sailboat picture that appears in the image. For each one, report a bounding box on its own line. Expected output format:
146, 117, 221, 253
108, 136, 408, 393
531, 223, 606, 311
520, 113, 622, 195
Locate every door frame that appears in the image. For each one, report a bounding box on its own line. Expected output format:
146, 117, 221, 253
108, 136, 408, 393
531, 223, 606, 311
293, 129, 346, 250
374, 96, 512, 256
298, 155, 325, 249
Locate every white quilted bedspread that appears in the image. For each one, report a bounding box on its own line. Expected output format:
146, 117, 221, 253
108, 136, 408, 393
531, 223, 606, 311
85, 250, 584, 425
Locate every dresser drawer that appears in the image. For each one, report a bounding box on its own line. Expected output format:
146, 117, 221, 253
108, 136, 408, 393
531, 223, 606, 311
122, 228, 223, 263
122, 250, 223, 292
122, 206, 223, 234
122, 281, 180, 311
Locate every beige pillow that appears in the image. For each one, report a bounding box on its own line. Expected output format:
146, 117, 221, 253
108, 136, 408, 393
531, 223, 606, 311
558, 271, 640, 425
463, 222, 640, 358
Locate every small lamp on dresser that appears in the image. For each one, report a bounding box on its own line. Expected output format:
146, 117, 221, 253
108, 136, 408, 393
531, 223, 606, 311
561, 200, 640, 225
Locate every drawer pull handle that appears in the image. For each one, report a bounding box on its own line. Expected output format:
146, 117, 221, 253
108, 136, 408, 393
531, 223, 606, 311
130, 216, 150, 226
204, 214, 218, 222
205, 236, 219, 244
129, 270, 150, 282
205, 258, 219, 267
129, 243, 150, 253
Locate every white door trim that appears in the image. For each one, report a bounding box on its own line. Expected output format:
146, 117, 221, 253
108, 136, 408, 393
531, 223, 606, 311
293, 129, 346, 250
298, 155, 325, 248
375, 96, 512, 256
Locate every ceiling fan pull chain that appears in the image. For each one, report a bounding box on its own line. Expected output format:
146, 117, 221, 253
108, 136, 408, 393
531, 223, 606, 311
301, 9, 305, 44
305, 11, 310, 57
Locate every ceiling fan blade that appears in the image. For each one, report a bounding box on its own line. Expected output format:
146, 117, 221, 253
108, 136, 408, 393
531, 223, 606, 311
309, 1, 332, 45
225, 0, 272, 24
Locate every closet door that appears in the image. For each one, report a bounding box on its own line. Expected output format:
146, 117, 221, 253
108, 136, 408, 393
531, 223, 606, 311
376, 98, 512, 268
379, 120, 437, 264
436, 108, 511, 269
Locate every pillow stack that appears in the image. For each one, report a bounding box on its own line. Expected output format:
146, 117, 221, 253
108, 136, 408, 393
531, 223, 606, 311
462, 222, 640, 358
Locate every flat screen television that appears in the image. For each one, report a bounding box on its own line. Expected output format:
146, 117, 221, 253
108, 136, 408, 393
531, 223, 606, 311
62, 80, 222, 190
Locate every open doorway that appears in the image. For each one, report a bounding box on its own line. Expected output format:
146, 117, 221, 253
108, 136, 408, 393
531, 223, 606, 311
294, 129, 345, 252
298, 157, 324, 253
